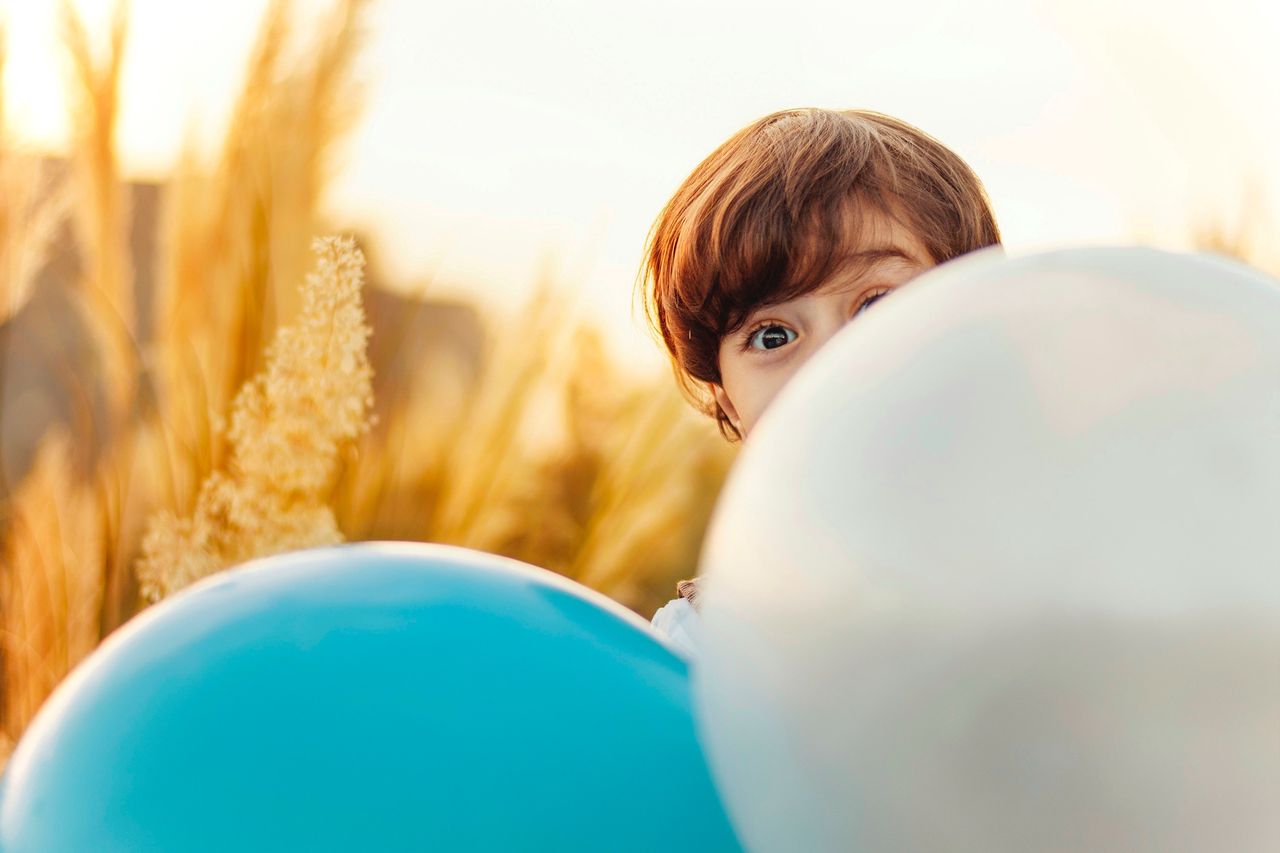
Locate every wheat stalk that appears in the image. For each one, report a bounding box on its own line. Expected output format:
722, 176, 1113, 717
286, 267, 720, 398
58, 0, 135, 424
0, 431, 105, 745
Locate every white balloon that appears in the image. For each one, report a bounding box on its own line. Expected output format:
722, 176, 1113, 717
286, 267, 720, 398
694, 247, 1280, 853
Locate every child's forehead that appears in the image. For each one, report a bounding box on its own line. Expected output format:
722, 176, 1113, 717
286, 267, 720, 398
826, 244, 926, 281
754, 219, 929, 306
835, 199, 930, 256
712, 194, 934, 331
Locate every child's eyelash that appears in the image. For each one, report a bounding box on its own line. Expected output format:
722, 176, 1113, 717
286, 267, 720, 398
737, 287, 895, 353
737, 320, 788, 353
858, 287, 892, 312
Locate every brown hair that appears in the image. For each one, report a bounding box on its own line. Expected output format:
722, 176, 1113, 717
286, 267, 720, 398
638, 107, 1002, 441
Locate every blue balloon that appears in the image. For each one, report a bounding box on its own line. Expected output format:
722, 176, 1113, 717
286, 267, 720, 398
0, 542, 741, 852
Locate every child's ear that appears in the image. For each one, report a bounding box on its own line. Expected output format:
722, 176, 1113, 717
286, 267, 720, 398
710, 383, 742, 435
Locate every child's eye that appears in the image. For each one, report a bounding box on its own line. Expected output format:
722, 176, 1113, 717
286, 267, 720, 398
853, 288, 892, 318
744, 324, 797, 352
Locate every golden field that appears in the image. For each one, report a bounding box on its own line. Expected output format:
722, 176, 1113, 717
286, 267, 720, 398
0, 0, 737, 761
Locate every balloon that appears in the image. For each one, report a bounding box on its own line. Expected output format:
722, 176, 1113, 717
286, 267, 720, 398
0, 542, 742, 852
694, 247, 1280, 852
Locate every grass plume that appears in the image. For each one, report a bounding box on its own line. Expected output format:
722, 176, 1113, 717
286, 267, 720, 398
136, 236, 374, 601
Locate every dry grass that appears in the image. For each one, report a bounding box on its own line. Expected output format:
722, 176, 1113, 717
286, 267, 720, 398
137, 237, 374, 601
155, 0, 369, 511
0, 23, 73, 325
328, 276, 737, 615
0, 430, 105, 744
0, 153, 71, 326
59, 0, 135, 423
0, 0, 734, 765
1190, 185, 1277, 275
334, 290, 737, 614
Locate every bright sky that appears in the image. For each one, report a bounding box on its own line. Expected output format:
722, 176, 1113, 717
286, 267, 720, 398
4, 0, 1278, 369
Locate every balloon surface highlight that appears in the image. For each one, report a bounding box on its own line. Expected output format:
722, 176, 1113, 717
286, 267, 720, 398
695, 247, 1280, 852
0, 542, 741, 852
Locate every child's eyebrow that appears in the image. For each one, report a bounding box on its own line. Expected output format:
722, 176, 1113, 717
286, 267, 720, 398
816, 246, 924, 289
837, 246, 923, 267
740, 245, 925, 323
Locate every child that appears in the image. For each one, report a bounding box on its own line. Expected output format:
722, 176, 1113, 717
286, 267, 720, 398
642, 108, 1001, 658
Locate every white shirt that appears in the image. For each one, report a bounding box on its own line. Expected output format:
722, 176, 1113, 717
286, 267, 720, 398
650, 596, 702, 660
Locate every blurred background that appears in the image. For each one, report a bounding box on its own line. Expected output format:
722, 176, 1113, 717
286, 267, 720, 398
0, 0, 1275, 757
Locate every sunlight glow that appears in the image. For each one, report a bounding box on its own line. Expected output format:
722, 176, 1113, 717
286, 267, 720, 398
3, 0, 1276, 365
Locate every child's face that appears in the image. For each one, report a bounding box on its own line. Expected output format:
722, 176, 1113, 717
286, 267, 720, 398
711, 211, 935, 438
